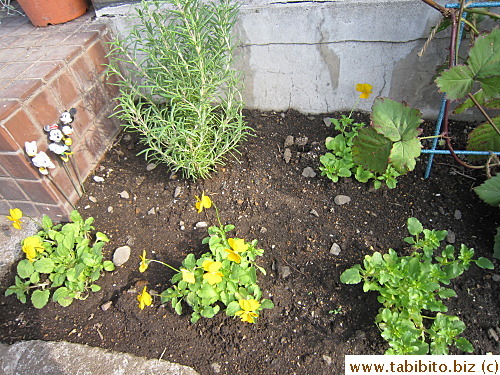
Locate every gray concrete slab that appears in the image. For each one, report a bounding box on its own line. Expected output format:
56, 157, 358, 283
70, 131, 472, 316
0, 340, 199, 375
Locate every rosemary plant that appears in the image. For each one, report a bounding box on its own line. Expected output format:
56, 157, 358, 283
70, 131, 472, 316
106, 0, 250, 180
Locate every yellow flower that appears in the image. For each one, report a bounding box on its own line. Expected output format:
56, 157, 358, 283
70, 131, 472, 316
137, 286, 152, 310
224, 238, 249, 264
7, 208, 23, 230
139, 250, 149, 273
22, 236, 44, 262
181, 268, 196, 284
235, 299, 261, 323
195, 192, 212, 213
202, 259, 224, 285
356, 83, 373, 99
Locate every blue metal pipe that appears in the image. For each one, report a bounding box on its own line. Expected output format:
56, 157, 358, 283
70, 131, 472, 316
446, 2, 500, 8
422, 149, 500, 155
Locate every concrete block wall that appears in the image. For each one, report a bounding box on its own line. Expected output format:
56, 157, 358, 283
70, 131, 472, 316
96, 0, 459, 118
0, 14, 121, 220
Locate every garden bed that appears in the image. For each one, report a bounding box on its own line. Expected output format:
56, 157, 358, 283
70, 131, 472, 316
0, 109, 499, 374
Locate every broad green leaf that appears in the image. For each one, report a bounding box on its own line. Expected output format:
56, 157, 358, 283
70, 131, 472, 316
90, 284, 101, 292
435, 65, 474, 100
438, 288, 457, 299
52, 287, 74, 307
260, 299, 274, 309
475, 257, 494, 269
352, 127, 392, 174
455, 337, 474, 353
174, 300, 182, 315
226, 301, 240, 316
454, 90, 485, 114
31, 289, 50, 308
371, 98, 422, 142
95, 232, 110, 242
474, 174, 500, 207
70, 210, 82, 223
183, 253, 196, 269
103, 261, 115, 272
17, 259, 34, 279
388, 138, 421, 174
29, 272, 40, 284
340, 268, 362, 284
468, 29, 500, 78
42, 215, 53, 230
480, 76, 500, 100
466, 119, 500, 161
407, 218, 423, 236
33, 258, 55, 274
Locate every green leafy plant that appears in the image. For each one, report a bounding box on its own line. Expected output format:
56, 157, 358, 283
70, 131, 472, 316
139, 193, 274, 323
436, 27, 500, 164
106, 0, 251, 180
319, 115, 402, 189
352, 97, 423, 177
5, 210, 115, 308
340, 217, 494, 354
474, 174, 500, 259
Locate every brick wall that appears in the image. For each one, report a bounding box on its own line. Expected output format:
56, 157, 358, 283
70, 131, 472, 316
0, 16, 121, 220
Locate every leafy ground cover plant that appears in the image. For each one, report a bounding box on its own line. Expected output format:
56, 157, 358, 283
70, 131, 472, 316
5, 209, 115, 308
320, 85, 421, 189
340, 217, 494, 354
106, 0, 251, 180
139, 193, 274, 323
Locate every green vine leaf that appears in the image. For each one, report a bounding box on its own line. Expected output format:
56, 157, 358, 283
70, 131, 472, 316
352, 98, 422, 174
436, 28, 500, 101
466, 118, 500, 161
474, 174, 500, 207
31, 289, 50, 309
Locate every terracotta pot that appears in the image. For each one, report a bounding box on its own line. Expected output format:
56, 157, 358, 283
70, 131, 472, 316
17, 0, 89, 27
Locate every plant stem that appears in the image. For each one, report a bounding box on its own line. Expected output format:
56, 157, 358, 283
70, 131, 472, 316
467, 93, 500, 136
149, 259, 180, 273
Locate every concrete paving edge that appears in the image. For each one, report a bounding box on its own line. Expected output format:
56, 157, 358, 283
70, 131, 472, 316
0, 340, 200, 375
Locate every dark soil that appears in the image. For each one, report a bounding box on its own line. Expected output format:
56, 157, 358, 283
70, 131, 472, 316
1, 110, 499, 374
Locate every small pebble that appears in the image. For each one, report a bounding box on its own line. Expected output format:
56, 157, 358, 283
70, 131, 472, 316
88, 196, 97, 203
93, 176, 104, 182
113, 246, 131, 267
195, 222, 208, 229
260, 227, 268, 234
295, 136, 308, 147
302, 167, 316, 178
174, 186, 182, 198
330, 243, 341, 255
119, 190, 130, 199
454, 209, 462, 220
146, 163, 157, 171
107, 206, 113, 213
284, 135, 294, 148
283, 148, 292, 163
100, 301, 113, 311
147, 207, 156, 215
280, 265, 291, 279
310, 209, 319, 217
446, 230, 456, 244
323, 117, 333, 127
334, 195, 351, 205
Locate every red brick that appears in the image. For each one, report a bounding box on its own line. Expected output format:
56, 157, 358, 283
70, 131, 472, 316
9, 200, 40, 218
3, 107, 44, 146
17, 178, 60, 205
0, 164, 9, 177
0, 47, 25, 63
0, 152, 41, 179
20, 46, 52, 63
14, 34, 49, 48
26, 89, 60, 127
49, 71, 80, 109
0, 79, 43, 100
71, 98, 94, 135
62, 31, 99, 48
0, 127, 20, 152
70, 53, 96, 91
0, 199, 10, 214
0, 36, 21, 49
87, 41, 109, 74
22, 61, 64, 82
0, 100, 20, 121
0, 62, 33, 80
42, 44, 82, 63
0, 178, 27, 200
36, 202, 72, 221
